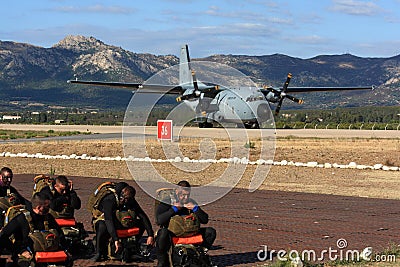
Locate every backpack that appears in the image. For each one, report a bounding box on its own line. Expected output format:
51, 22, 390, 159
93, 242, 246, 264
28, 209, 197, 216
32, 174, 54, 196
115, 209, 137, 228
154, 188, 175, 221
4, 204, 31, 227
172, 244, 213, 267
0, 194, 21, 228
87, 182, 118, 218
0, 193, 20, 213
168, 214, 201, 237
29, 229, 60, 252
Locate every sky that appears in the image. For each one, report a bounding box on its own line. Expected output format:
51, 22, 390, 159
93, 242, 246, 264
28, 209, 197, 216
1, 0, 400, 58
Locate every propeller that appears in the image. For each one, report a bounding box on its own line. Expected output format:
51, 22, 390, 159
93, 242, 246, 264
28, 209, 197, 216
192, 70, 199, 92
175, 70, 219, 111
175, 70, 202, 102
265, 73, 303, 115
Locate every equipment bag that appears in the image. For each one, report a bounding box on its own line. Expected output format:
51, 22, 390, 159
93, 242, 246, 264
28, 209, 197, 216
29, 229, 60, 252
115, 209, 137, 228
168, 214, 200, 237
172, 244, 212, 267
0, 194, 21, 228
154, 188, 175, 221
0, 193, 20, 209
4, 204, 30, 227
87, 182, 118, 218
32, 174, 54, 197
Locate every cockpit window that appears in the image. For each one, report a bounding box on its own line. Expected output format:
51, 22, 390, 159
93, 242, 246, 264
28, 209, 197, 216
246, 95, 264, 102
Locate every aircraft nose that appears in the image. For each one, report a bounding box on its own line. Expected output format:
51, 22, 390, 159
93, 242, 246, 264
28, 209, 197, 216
257, 103, 270, 121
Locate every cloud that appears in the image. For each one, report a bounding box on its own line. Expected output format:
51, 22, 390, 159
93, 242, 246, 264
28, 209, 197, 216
330, 0, 383, 16
203, 6, 292, 25
52, 4, 136, 14
192, 23, 280, 39
285, 35, 330, 45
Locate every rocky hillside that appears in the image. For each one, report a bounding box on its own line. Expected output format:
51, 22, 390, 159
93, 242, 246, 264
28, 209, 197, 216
0, 35, 399, 110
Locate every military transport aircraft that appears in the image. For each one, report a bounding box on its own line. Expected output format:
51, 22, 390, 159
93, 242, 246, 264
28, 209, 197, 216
68, 45, 373, 129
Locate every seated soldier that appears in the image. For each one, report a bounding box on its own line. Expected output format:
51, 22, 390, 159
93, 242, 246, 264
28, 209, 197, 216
155, 180, 217, 267
91, 182, 155, 262
39, 175, 81, 218
0, 192, 68, 267
0, 167, 31, 207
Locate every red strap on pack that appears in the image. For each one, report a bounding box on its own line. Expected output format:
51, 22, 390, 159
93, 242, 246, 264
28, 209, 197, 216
46, 233, 55, 240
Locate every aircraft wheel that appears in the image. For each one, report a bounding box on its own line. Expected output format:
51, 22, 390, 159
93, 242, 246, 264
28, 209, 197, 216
244, 122, 260, 129
199, 122, 213, 128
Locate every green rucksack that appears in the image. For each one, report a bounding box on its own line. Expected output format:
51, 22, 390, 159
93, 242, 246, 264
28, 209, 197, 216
168, 213, 201, 237
32, 174, 54, 197
0, 194, 21, 228
29, 229, 60, 252
115, 209, 137, 228
4, 204, 30, 227
0, 193, 20, 211
87, 182, 118, 218
154, 188, 175, 222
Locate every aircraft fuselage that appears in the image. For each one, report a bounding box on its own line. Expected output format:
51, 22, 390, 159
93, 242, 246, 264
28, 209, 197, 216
184, 86, 273, 128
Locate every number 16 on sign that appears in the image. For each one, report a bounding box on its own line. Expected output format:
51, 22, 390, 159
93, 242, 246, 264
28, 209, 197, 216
157, 120, 173, 141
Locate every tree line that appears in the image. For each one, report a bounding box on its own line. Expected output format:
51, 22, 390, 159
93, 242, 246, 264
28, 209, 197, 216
1, 105, 399, 129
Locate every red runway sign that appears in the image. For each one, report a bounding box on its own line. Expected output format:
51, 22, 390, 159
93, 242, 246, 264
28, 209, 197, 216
157, 120, 173, 140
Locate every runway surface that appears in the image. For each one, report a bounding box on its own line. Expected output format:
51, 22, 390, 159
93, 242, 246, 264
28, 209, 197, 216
9, 174, 400, 266
1, 124, 399, 142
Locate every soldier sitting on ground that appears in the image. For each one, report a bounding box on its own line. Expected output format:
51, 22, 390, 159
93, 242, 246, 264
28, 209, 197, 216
37, 175, 81, 218
0, 167, 31, 207
0, 192, 69, 267
90, 182, 155, 262
155, 180, 216, 267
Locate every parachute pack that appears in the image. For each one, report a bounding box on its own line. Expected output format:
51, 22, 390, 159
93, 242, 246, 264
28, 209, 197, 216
115, 209, 137, 228
32, 174, 54, 196
87, 182, 118, 218
168, 213, 200, 237
0, 192, 21, 226
4, 204, 31, 227
172, 244, 213, 267
154, 188, 175, 221
29, 229, 60, 252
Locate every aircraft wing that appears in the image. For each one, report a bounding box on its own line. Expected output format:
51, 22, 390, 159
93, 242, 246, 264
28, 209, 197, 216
261, 85, 374, 94
67, 80, 183, 94
260, 84, 374, 115
285, 86, 374, 93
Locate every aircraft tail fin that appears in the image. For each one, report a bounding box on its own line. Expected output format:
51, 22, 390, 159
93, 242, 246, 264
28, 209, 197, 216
179, 44, 192, 86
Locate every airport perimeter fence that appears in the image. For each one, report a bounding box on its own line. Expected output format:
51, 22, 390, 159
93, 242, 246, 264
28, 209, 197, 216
276, 122, 400, 130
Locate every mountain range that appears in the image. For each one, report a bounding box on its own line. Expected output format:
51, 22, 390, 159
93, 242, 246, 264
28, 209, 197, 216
0, 35, 399, 111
